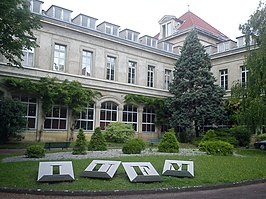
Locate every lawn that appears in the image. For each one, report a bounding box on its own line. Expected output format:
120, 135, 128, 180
0, 148, 265, 192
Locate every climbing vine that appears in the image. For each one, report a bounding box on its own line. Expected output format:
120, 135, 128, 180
4, 77, 101, 140
124, 94, 169, 126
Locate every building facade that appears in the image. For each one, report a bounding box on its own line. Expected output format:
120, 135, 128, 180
0, 0, 249, 141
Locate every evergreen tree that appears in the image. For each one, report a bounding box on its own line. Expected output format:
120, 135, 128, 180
72, 128, 87, 155
88, 127, 107, 151
166, 30, 225, 142
232, 1, 266, 133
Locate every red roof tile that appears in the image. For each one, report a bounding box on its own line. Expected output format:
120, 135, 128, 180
178, 11, 228, 38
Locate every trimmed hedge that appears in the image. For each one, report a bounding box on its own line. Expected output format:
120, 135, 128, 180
88, 127, 107, 151
199, 140, 234, 156
122, 138, 146, 154
25, 145, 45, 158
158, 129, 179, 153
104, 122, 135, 143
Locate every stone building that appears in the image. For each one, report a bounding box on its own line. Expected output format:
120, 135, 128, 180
0, 0, 249, 141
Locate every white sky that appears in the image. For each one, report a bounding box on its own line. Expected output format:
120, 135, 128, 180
42, 0, 262, 40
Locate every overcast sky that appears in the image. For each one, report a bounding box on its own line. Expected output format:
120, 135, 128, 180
42, 0, 262, 40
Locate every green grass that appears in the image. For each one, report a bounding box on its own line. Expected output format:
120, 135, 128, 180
0, 149, 265, 191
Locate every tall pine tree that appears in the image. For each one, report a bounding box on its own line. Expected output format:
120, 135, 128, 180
166, 30, 225, 142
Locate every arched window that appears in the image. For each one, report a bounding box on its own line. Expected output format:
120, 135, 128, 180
100, 101, 118, 129
142, 107, 155, 132
123, 104, 138, 131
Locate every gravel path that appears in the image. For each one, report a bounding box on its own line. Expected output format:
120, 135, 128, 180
2, 148, 206, 163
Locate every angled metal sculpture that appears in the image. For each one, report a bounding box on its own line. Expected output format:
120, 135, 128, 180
80, 160, 121, 179
162, 160, 194, 178
122, 162, 162, 182
37, 161, 75, 182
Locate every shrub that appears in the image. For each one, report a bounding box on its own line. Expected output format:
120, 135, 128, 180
72, 129, 87, 155
88, 127, 107, 151
0, 98, 27, 144
199, 140, 234, 156
201, 129, 238, 147
257, 133, 266, 141
104, 122, 135, 143
229, 126, 251, 146
122, 138, 145, 154
158, 129, 179, 153
25, 145, 45, 158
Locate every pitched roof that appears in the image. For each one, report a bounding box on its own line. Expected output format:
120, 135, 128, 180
177, 11, 228, 39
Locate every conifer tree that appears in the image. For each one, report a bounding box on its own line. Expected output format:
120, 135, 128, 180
166, 30, 225, 142
72, 128, 87, 155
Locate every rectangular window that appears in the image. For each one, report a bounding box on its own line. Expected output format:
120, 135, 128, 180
22, 48, 34, 67
12, 94, 38, 129
241, 66, 248, 86
163, 43, 173, 52
128, 61, 136, 84
220, 69, 228, 90
30, 0, 42, 14
106, 56, 115, 80
142, 107, 155, 132
105, 24, 118, 36
44, 105, 67, 130
164, 69, 171, 90
53, 44, 66, 72
123, 105, 138, 131
75, 104, 95, 131
82, 50, 92, 76
54, 7, 70, 22
147, 65, 155, 87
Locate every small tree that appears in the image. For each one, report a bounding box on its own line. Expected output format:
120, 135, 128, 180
88, 127, 107, 151
158, 129, 180, 153
0, 97, 27, 144
72, 129, 87, 155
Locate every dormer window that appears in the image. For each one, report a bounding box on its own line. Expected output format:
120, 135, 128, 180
162, 22, 172, 37
72, 14, 97, 29
97, 22, 120, 36
163, 42, 173, 52
119, 29, 139, 42
46, 5, 72, 22
29, 0, 43, 14
139, 36, 158, 48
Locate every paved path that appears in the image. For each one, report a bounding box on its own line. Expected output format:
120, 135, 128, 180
0, 182, 265, 199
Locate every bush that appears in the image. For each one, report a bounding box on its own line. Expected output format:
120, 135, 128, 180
199, 140, 234, 156
25, 145, 45, 158
72, 129, 87, 155
0, 98, 27, 144
158, 129, 179, 153
229, 126, 251, 146
201, 129, 238, 147
122, 138, 146, 154
104, 122, 135, 143
257, 133, 266, 141
88, 127, 107, 151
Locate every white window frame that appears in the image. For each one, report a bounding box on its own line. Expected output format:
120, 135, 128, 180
128, 61, 136, 84
100, 101, 118, 130
105, 24, 118, 36
220, 69, 228, 90
12, 94, 38, 129
241, 66, 248, 86
53, 44, 66, 72
147, 65, 155, 87
82, 50, 92, 76
142, 107, 155, 132
106, 56, 115, 80
22, 47, 34, 67
164, 69, 172, 90
123, 104, 138, 131
30, 0, 42, 14
75, 104, 95, 131
44, 105, 68, 130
